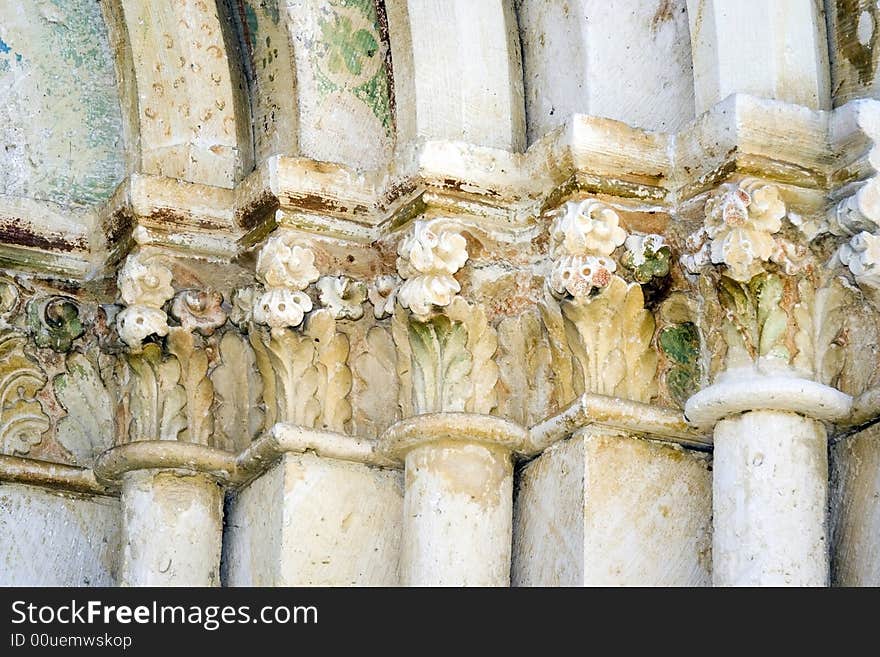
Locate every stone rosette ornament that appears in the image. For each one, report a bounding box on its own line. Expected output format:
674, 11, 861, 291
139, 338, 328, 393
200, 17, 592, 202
396, 220, 468, 316
170, 289, 227, 336
317, 276, 367, 320
547, 199, 627, 298
684, 180, 787, 282
116, 254, 175, 351
368, 274, 400, 319
252, 233, 320, 331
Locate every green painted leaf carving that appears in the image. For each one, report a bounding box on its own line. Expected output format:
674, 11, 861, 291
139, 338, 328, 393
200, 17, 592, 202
408, 315, 471, 413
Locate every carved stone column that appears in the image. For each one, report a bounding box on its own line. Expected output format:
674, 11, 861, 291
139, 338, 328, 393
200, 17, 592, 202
687, 378, 851, 585
222, 232, 403, 585
681, 178, 861, 585
381, 414, 526, 586
103, 252, 232, 586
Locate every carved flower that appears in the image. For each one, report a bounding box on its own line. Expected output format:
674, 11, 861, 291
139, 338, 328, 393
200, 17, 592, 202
703, 181, 786, 281
317, 276, 367, 320
230, 287, 257, 327
838, 231, 880, 288
549, 255, 616, 299
253, 288, 313, 330
118, 255, 175, 308
368, 275, 400, 319
255, 234, 320, 290
397, 275, 461, 316
550, 200, 627, 258
395, 220, 468, 316
170, 289, 227, 336
116, 306, 170, 350
396, 220, 468, 278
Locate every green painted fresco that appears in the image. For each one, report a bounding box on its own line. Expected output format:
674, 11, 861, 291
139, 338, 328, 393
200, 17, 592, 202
314, 0, 394, 137
0, 0, 125, 208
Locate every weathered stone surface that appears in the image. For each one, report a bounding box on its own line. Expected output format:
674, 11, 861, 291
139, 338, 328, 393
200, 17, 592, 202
512, 432, 712, 586
223, 453, 403, 586
119, 470, 223, 587
0, 1, 878, 589
714, 410, 828, 586
0, 483, 120, 586
518, 0, 695, 140
830, 423, 880, 586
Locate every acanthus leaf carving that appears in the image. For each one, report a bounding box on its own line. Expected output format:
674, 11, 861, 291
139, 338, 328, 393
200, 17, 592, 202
445, 297, 499, 415
405, 312, 471, 413
306, 309, 352, 432
538, 287, 576, 408
53, 352, 114, 465
352, 324, 400, 436
121, 343, 186, 443
496, 310, 553, 425
550, 276, 658, 404
715, 272, 790, 370
249, 325, 320, 428
793, 275, 848, 386
166, 328, 215, 445
212, 331, 264, 452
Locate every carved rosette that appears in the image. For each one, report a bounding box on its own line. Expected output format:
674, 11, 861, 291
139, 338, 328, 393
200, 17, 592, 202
396, 220, 468, 317
252, 232, 320, 332
547, 199, 626, 298
115, 254, 175, 351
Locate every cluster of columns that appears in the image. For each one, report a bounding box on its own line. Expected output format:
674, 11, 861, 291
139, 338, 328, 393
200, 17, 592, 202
95, 371, 857, 586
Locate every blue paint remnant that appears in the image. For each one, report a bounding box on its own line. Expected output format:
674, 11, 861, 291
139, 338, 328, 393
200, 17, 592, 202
0, 37, 10, 54
14, 53, 21, 62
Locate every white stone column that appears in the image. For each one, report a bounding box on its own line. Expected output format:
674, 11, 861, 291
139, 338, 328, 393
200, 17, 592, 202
380, 414, 528, 586
686, 375, 852, 586
120, 469, 223, 587
95, 442, 231, 587
686, 0, 830, 114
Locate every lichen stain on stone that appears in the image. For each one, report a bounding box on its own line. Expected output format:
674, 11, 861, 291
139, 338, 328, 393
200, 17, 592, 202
650, 0, 676, 34
837, 0, 878, 86
409, 442, 511, 509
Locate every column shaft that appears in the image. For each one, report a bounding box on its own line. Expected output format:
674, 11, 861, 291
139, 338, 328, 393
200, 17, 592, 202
120, 469, 224, 586
401, 440, 513, 586
713, 410, 828, 586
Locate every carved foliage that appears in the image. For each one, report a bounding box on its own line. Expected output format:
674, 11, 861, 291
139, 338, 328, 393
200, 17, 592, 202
541, 277, 657, 404
119, 343, 186, 443
53, 352, 114, 464
392, 299, 498, 415
715, 273, 789, 369
211, 331, 264, 452
306, 310, 353, 432
352, 324, 399, 436
793, 276, 848, 386
166, 329, 214, 445
496, 310, 553, 425
0, 331, 49, 455
249, 325, 321, 429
